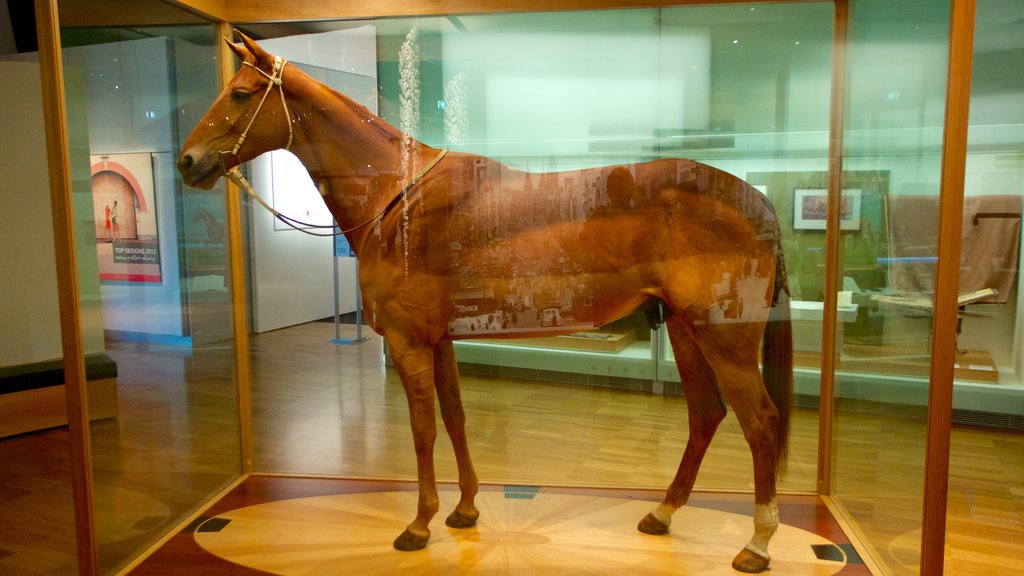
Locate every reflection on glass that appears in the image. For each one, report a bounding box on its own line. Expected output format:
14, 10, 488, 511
184, 25, 798, 569
11, 1, 1019, 574
944, 0, 1024, 573
832, 0, 952, 574
232, 4, 830, 500
59, 18, 242, 574
0, 52, 81, 575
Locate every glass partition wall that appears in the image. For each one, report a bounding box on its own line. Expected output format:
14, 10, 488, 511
944, 0, 1024, 574
0, 44, 82, 575
830, 2, 953, 574
239, 4, 833, 494
47, 2, 242, 574
22, 0, 1022, 575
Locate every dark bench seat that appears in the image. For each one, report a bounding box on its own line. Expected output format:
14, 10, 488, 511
0, 353, 118, 438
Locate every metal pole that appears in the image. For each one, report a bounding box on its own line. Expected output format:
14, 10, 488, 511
328, 227, 368, 345
332, 228, 341, 341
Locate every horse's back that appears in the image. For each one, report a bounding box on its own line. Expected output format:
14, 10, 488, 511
403, 154, 782, 340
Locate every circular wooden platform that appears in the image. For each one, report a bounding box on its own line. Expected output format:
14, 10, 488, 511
194, 490, 849, 575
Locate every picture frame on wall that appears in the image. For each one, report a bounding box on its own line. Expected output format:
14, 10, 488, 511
90, 152, 162, 283
793, 188, 862, 231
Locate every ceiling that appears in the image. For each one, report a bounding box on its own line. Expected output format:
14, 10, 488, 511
3, 1, 1022, 70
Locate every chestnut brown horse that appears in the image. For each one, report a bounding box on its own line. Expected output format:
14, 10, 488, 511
179, 33, 793, 573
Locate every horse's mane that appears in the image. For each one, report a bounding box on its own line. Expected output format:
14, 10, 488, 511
290, 65, 404, 144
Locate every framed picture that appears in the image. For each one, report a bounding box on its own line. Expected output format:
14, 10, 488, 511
91, 153, 161, 283
793, 188, 862, 231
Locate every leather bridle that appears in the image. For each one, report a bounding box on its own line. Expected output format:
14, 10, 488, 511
219, 55, 293, 175
216, 53, 447, 237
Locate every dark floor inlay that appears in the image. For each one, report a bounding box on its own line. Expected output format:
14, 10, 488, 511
185, 516, 210, 533
839, 543, 864, 564
811, 543, 863, 564
811, 543, 845, 562
196, 517, 232, 533
186, 516, 232, 533
504, 485, 540, 500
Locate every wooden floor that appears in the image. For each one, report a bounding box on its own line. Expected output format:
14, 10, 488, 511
131, 476, 870, 575
0, 321, 1021, 575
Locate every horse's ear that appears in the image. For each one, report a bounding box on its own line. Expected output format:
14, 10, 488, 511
236, 30, 273, 66
225, 38, 249, 62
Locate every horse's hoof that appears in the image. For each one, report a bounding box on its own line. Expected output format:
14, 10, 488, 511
445, 508, 479, 529
732, 547, 771, 573
637, 513, 670, 535
393, 529, 429, 551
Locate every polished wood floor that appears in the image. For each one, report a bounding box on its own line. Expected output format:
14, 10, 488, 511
0, 321, 1021, 575
131, 476, 870, 575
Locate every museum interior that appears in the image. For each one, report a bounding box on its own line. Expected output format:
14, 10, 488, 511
0, 0, 1021, 575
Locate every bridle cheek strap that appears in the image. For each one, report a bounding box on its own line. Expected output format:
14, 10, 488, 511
225, 55, 293, 166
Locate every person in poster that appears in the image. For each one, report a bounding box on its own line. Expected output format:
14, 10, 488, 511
110, 200, 120, 241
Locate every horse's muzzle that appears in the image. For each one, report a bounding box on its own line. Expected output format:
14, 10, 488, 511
177, 148, 221, 189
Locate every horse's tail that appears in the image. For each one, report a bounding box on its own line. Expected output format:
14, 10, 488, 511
763, 238, 793, 478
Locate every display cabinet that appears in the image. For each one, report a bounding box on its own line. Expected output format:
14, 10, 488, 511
5, 0, 1020, 575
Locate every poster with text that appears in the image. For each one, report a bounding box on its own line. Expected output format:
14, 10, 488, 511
91, 153, 161, 283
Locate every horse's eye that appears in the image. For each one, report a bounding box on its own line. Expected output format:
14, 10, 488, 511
231, 89, 252, 103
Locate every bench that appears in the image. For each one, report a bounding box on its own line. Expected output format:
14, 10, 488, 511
0, 353, 118, 438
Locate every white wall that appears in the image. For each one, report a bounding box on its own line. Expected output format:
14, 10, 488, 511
0, 60, 105, 365
248, 28, 377, 333
63, 38, 187, 341
0, 61, 63, 365
248, 153, 353, 333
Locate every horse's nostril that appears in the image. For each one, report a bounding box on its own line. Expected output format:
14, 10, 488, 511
179, 154, 193, 173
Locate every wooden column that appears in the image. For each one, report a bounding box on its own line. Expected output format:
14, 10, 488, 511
817, 0, 849, 496
920, 0, 976, 573
33, 1, 98, 574
215, 22, 257, 474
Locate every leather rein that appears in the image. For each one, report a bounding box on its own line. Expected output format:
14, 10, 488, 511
218, 54, 447, 237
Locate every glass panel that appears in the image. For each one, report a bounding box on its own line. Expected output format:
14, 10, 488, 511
57, 3, 241, 573
237, 3, 826, 497
653, 3, 834, 494
0, 44, 80, 576
945, 0, 1024, 573
832, 1, 952, 574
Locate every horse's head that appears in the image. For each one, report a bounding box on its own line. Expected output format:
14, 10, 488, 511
178, 32, 293, 189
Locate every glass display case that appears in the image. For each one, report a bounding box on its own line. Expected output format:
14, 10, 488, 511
3, 0, 1020, 575
1, 5, 241, 575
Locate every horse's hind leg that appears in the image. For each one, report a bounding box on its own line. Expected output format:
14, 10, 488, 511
695, 322, 782, 573
639, 318, 727, 534
433, 341, 480, 529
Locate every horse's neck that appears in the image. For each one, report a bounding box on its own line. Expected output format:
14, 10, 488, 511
285, 75, 439, 245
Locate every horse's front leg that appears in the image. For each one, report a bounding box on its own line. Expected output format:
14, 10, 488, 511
433, 341, 480, 529
389, 336, 440, 551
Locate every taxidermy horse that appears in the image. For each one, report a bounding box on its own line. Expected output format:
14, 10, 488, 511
179, 33, 793, 573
